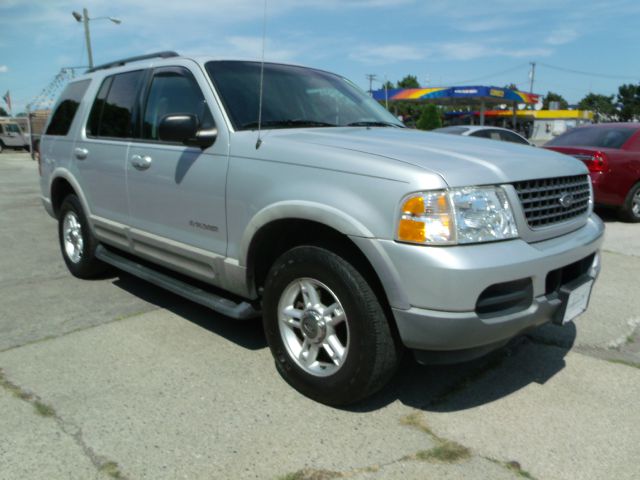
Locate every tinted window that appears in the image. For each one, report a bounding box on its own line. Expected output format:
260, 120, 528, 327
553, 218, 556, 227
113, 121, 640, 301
45, 80, 90, 136
86, 77, 112, 137
470, 129, 492, 139
206, 61, 403, 130
0, 125, 3, 134
547, 126, 636, 149
499, 130, 529, 145
433, 126, 470, 135
142, 67, 214, 141
91, 70, 145, 139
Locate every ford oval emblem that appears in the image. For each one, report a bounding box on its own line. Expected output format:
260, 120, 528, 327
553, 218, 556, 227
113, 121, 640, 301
559, 192, 574, 208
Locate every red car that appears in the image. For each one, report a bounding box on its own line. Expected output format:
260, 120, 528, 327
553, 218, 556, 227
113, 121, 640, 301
544, 123, 640, 222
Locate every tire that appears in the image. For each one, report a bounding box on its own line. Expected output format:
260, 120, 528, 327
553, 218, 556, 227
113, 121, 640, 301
0, 142, 4, 154
58, 194, 107, 278
620, 182, 640, 223
262, 246, 399, 406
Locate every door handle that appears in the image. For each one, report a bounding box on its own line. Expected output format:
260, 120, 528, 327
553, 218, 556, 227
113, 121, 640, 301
131, 154, 152, 171
74, 147, 89, 160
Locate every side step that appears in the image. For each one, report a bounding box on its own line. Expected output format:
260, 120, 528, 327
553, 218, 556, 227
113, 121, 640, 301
95, 245, 260, 320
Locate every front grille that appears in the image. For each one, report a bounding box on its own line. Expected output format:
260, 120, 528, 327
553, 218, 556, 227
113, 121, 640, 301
476, 278, 532, 317
513, 175, 590, 228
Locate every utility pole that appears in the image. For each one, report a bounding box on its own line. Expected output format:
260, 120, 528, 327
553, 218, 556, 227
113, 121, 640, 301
366, 74, 377, 96
529, 62, 536, 93
81, 8, 93, 69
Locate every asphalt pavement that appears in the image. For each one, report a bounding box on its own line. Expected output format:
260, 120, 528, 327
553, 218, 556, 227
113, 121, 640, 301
1, 152, 638, 480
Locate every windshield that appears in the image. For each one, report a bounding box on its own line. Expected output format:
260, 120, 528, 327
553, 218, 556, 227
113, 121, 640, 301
547, 126, 635, 149
205, 61, 404, 131
5, 123, 21, 134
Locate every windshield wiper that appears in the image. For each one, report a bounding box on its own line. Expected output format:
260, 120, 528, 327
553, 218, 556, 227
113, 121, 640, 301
346, 121, 404, 128
240, 119, 337, 130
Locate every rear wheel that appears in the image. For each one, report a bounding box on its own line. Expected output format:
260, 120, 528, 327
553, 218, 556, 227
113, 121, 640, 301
58, 195, 107, 278
620, 182, 640, 223
262, 246, 399, 406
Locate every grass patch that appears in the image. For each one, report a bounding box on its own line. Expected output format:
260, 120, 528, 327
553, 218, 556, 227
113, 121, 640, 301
1, 368, 57, 418
399, 412, 433, 436
277, 469, 341, 480
607, 358, 640, 370
486, 457, 536, 479
505, 460, 535, 478
414, 441, 471, 463
34, 400, 56, 417
100, 461, 124, 479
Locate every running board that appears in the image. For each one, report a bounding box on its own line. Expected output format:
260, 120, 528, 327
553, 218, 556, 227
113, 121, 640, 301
95, 245, 260, 320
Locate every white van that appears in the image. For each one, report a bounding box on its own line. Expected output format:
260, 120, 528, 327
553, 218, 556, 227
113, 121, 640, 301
0, 119, 29, 153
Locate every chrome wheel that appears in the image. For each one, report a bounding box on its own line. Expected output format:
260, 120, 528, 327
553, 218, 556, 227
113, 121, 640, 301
277, 278, 349, 377
62, 211, 84, 263
632, 190, 640, 218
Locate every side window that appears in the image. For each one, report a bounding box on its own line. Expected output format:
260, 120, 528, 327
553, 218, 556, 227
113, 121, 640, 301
87, 70, 145, 139
0, 125, 4, 134
45, 80, 91, 136
142, 67, 214, 141
500, 131, 529, 145
470, 130, 490, 139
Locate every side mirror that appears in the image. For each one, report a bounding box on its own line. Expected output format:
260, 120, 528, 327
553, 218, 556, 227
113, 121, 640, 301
158, 114, 217, 149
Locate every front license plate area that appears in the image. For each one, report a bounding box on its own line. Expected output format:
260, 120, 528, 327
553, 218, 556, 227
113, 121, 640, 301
553, 278, 594, 325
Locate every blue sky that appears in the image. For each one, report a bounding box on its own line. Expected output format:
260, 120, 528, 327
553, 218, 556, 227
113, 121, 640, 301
1, 0, 639, 114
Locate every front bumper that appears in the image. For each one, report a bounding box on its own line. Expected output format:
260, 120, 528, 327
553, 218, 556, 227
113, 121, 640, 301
353, 215, 604, 355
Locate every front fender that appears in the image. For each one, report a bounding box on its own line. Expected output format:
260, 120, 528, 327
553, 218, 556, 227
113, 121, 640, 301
238, 200, 375, 266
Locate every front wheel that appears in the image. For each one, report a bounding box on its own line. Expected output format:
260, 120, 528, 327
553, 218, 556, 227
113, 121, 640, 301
262, 246, 399, 406
620, 182, 640, 223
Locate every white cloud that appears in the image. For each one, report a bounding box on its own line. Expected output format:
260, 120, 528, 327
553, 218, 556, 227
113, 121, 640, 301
350, 44, 427, 64
438, 42, 552, 60
545, 29, 579, 45
0, 65, 8, 73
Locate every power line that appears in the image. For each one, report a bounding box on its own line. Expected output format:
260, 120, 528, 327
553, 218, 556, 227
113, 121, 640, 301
538, 62, 639, 80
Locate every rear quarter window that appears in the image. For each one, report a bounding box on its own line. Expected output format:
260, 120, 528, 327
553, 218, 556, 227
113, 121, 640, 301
45, 80, 91, 136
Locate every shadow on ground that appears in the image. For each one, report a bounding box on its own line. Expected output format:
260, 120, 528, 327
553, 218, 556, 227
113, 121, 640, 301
109, 270, 576, 413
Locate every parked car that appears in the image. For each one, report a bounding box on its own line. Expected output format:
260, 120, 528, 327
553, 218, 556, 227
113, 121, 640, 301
38, 52, 603, 405
0, 118, 30, 153
434, 125, 532, 145
543, 123, 640, 222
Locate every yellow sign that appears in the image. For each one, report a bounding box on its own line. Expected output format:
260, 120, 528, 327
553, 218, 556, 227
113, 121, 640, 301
490, 89, 505, 98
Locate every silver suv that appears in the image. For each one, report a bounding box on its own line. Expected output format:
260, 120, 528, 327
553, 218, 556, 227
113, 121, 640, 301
39, 52, 604, 405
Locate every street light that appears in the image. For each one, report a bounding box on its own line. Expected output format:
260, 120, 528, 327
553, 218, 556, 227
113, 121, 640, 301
72, 8, 121, 69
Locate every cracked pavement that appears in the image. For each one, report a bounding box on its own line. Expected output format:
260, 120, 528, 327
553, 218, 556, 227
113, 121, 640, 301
1, 153, 639, 479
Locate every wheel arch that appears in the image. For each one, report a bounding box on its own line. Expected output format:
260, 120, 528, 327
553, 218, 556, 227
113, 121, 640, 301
49, 169, 91, 219
244, 215, 404, 345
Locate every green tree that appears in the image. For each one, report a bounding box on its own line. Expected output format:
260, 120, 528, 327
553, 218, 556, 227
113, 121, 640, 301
382, 80, 395, 91
416, 104, 442, 130
577, 93, 616, 122
397, 75, 420, 89
0, 106, 7, 116
542, 91, 569, 109
617, 84, 640, 121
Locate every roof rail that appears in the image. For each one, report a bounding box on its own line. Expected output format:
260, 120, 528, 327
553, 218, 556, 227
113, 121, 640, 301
86, 51, 180, 73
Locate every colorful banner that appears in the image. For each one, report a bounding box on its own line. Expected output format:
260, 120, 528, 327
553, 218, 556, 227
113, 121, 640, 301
373, 86, 539, 104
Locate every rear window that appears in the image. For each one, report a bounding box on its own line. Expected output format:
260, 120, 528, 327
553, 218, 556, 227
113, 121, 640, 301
547, 126, 636, 149
45, 80, 91, 136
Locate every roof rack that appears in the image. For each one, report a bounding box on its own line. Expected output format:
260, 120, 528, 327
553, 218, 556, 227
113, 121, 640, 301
86, 51, 180, 73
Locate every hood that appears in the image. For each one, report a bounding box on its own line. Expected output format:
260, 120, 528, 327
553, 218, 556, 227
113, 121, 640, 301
270, 127, 588, 187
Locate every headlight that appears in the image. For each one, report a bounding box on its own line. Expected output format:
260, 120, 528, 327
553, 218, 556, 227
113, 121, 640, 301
396, 186, 518, 245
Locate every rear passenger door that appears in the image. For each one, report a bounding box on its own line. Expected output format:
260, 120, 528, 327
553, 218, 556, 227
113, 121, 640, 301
75, 70, 146, 245
125, 64, 229, 283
